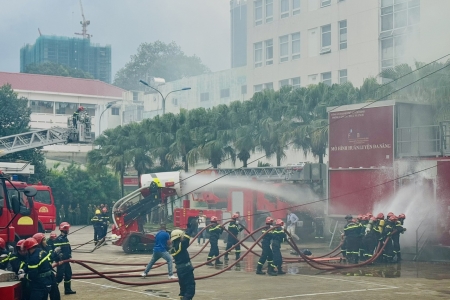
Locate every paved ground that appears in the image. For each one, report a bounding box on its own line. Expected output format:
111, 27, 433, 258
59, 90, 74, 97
59, 226, 450, 300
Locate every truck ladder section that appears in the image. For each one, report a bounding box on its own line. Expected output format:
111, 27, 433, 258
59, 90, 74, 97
0, 127, 69, 157
214, 166, 303, 181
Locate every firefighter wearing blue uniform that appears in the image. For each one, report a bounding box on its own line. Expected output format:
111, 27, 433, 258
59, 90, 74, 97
9, 240, 30, 300
170, 230, 195, 300
19, 238, 54, 300
393, 213, 406, 261
206, 216, 223, 266
101, 207, 110, 243
224, 213, 244, 261
272, 219, 286, 275
256, 216, 277, 276
382, 215, 395, 263
340, 215, 353, 258
344, 218, 361, 264
362, 215, 379, 261
91, 209, 103, 245
54, 222, 76, 295
0, 237, 11, 270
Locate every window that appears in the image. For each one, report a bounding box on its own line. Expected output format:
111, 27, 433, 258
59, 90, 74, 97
279, 35, 289, 62
264, 82, 273, 90
254, 0, 263, 25
80, 103, 96, 116
111, 107, 120, 115
254, 84, 263, 92
241, 85, 247, 94
280, 0, 289, 18
265, 39, 273, 65
172, 98, 178, 106
254, 42, 263, 67
30, 100, 54, 114
321, 0, 331, 7
321, 72, 332, 86
291, 77, 301, 89
339, 69, 348, 84
339, 20, 347, 50
55, 102, 77, 115
291, 32, 300, 59
279, 79, 289, 88
220, 88, 230, 98
321, 24, 331, 53
132, 91, 139, 102
34, 191, 51, 205
381, 0, 420, 33
265, 0, 273, 23
292, 0, 301, 15
200, 92, 210, 102
381, 35, 406, 70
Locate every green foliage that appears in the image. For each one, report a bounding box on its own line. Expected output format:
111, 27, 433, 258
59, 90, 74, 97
113, 41, 210, 91
24, 62, 94, 79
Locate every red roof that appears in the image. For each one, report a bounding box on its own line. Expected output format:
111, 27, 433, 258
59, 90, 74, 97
0, 72, 125, 98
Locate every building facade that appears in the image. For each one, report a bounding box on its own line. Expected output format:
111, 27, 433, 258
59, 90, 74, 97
20, 36, 112, 83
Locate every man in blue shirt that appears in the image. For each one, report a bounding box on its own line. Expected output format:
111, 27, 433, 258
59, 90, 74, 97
141, 223, 178, 279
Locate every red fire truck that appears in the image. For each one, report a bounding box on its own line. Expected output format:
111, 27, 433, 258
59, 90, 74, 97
30, 182, 57, 231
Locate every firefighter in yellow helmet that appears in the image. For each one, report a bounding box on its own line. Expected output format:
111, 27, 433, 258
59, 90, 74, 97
91, 209, 103, 246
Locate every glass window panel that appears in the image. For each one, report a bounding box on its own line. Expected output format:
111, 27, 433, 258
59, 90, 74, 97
30, 100, 54, 114
80, 103, 96, 116
394, 10, 407, 28
293, 0, 300, 14
321, 72, 332, 86
408, 6, 420, 25
281, 0, 289, 18
279, 79, 289, 87
254, 84, 263, 92
321, 0, 331, 7
321, 24, 331, 49
265, 39, 273, 65
381, 37, 394, 60
280, 35, 289, 62
55, 102, 77, 115
291, 32, 300, 59
382, 0, 393, 8
254, 42, 263, 67
381, 14, 394, 31
291, 77, 301, 88
255, 0, 263, 25
266, 0, 273, 22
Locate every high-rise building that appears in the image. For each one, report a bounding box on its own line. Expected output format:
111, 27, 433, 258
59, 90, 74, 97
20, 35, 112, 83
231, 0, 248, 68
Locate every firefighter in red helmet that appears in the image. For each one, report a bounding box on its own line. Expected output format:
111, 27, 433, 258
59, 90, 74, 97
343, 217, 361, 264
54, 222, 76, 295
340, 215, 353, 259
0, 237, 10, 270
206, 216, 224, 266
224, 213, 244, 262
256, 216, 277, 276
100, 207, 110, 245
382, 215, 395, 263
392, 213, 406, 261
272, 219, 286, 274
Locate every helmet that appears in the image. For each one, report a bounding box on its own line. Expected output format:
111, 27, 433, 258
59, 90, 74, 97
95, 209, 101, 214
102, 207, 107, 213
210, 216, 218, 223
387, 212, 394, 219
170, 229, 184, 241
0, 237, 5, 249
362, 215, 369, 221
49, 233, 57, 240
398, 213, 406, 220
370, 217, 377, 222
376, 213, 384, 220
59, 222, 70, 231
79, 106, 84, 111
22, 238, 38, 251
357, 214, 363, 220
366, 212, 373, 218
275, 219, 284, 226
390, 215, 398, 222
232, 213, 239, 219
345, 215, 353, 220
351, 218, 358, 223
32, 233, 46, 245
16, 239, 25, 249
265, 216, 274, 224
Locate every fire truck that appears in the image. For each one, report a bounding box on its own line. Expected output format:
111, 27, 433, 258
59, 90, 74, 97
30, 182, 57, 231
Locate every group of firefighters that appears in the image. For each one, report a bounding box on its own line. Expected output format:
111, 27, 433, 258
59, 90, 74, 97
90, 207, 110, 246
0, 222, 76, 300
341, 212, 407, 264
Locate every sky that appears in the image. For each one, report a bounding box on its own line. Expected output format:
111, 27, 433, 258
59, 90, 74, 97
0, 0, 230, 78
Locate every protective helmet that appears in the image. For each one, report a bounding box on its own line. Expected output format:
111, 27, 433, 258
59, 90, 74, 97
357, 214, 363, 220
275, 219, 284, 226
376, 213, 384, 220
102, 207, 107, 213
16, 239, 25, 249
398, 213, 406, 220
32, 233, 46, 245
232, 213, 239, 219
79, 106, 84, 111
370, 217, 377, 222
170, 229, 184, 241
49, 233, 57, 240
59, 222, 71, 231
390, 215, 398, 222
95, 209, 101, 214
366, 212, 373, 218
265, 216, 274, 224
351, 218, 358, 223
210, 216, 218, 223
22, 238, 38, 251
0, 237, 5, 249
387, 212, 394, 219
362, 215, 369, 221
345, 215, 353, 220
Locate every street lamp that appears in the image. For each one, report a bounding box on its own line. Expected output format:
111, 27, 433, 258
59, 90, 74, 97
139, 80, 191, 115
98, 101, 117, 137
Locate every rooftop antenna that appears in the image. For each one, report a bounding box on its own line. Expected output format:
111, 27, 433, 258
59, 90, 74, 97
74, 0, 92, 39
38, 28, 42, 36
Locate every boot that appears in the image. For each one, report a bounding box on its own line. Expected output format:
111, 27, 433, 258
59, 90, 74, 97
235, 253, 240, 260
64, 281, 76, 295
215, 259, 223, 265
267, 265, 278, 276
224, 255, 229, 261
256, 264, 266, 275
396, 253, 402, 262
277, 265, 286, 275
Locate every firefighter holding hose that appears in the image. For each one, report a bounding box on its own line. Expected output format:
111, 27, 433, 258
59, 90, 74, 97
170, 229, 195, 300
91, 209, 103, 246
224, 213, 244, 262
256, 216, 277, 276
206, 216, 223, 266
343, 217, 361, 264
272, 219, 286, 275
393, 213, 406, 261
54, 222, 76, 295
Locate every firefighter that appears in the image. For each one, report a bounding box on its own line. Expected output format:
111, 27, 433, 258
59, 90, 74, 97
9, 239, 26, 274
19, 238, 54, 300
206, 216, 223, 266
272, 219, 286, 275
54, 222, 76, 295
91, 209, 103, 245
0, 237, 10, 270
358, 215, 368, 260
344, 217, 361, 264
340, 215, 353, 259
314, 216, 325, 239
101, 207, 110, 244
393, 213, 406, 261
72, 106, 84, 128
170, 229, 195, 300
47, 233, 57, 250
256, 216, 277, 276
33, 233, 61, 300
224, 213, 244, 261
362, 216, 378, 261
382, 215, 395, 263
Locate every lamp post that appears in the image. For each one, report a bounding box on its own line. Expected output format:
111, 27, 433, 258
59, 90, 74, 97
98, 101, 116, 137
139, 80, 191, 115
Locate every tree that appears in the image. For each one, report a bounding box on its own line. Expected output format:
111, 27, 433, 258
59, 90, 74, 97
113, 41, 210, 91
24, 62, 94, 79
0, 84, 47, 181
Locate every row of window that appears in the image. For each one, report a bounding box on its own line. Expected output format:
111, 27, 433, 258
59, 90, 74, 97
254, 20, 347, 67
380, 0, 420, 34
29, 101, 120, 116
254, 0, 345, 26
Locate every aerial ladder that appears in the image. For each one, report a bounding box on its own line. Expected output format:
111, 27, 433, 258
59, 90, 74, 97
0, 111, 92, 157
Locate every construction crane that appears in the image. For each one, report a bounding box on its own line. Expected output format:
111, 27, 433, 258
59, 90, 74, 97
74, 0, 92, 39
